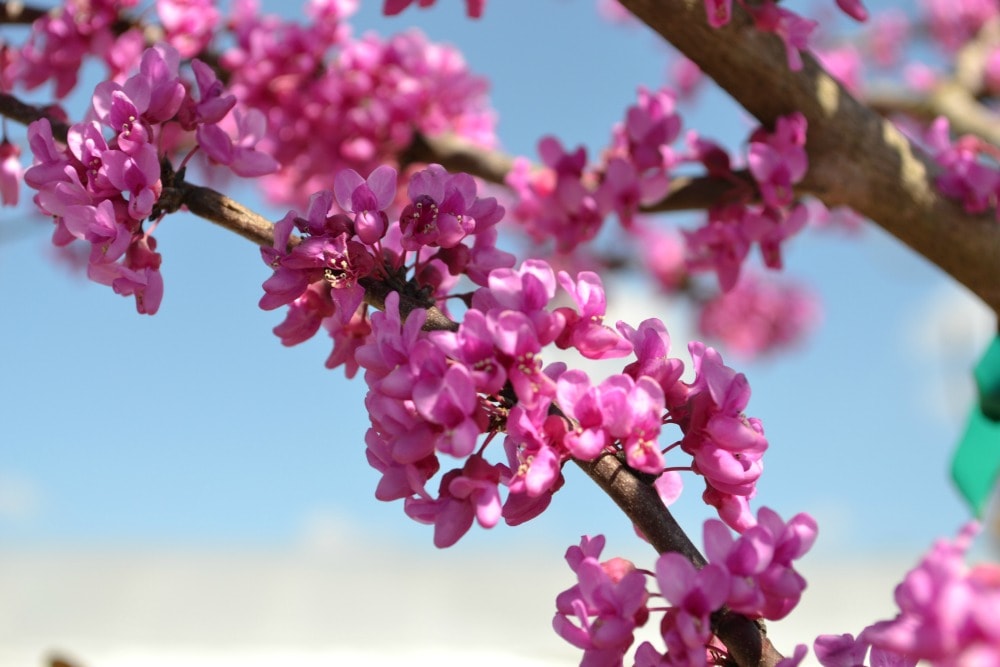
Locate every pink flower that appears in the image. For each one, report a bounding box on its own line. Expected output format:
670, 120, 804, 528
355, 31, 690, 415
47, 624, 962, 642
861, 523, 1000, 664
554, 536, 650, 665
556, 370, 611, 460
698, 272, 820, 359
599, 374, 667, 474
406, 455, 501, 548
835, 0, 868, 21
555, 270, 633, 360
178, 59, 236, 129
383, 0, 484, 17
747, 112, 808, 208
751, 2, 818, 71
197, 108, 278, 177
399, 164, 501, 250
157, 0, 221, 58
704, 0, 732, 27
703, 507, 817, 620
617, 318, 686, 403
333, 165, 396, 245
0, 139, 22, 207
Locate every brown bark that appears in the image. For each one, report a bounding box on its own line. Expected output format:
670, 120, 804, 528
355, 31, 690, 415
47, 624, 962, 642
617, 0, 1000, 315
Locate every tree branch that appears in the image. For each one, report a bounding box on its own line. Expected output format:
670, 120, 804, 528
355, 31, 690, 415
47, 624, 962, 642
617, 0, 1000, 318
0, 1, 47, 24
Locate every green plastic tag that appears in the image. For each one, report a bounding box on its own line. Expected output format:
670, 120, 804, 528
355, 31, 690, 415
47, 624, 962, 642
951, 335, 1000, 516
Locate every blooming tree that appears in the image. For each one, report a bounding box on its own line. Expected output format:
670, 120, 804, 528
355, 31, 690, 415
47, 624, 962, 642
1, 0, 999, 666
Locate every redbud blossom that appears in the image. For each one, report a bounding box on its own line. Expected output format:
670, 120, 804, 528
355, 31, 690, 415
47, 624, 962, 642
0, 139, 22, 206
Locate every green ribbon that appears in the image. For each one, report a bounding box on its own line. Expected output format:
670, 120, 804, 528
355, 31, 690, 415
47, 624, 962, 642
951, 334, 1000, 516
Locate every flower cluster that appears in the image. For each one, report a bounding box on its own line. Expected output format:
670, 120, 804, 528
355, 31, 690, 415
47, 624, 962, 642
925, 116, 1000, 216
553, 536, 651, 666
556, 507, 817, 666
222, 3, 495, 208
509, 89, 812, 298
259, 164, 774, 545
697, 272, 820, 358
507, 87, 679, 252
23, 46, 276, 313
12, 0, 143, 98
816, 522, 1000, 667
684, 112, 810, 292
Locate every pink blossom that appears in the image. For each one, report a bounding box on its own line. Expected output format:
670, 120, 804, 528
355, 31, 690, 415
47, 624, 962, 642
747, 112, 808, 209
639, 225, 688, 291
684, 209, 752, 292
861, 523, 1000, 665
835, 0, 868, 21
399, 164, 502, 249
178, 59, 236, 129
698, 272, 819, 359
272, 284, 335, 346
0, 139, 22, 206
617, 318, 686, 403
406, 456, 501, 548
704, 0, 732, 28
703, 507, 817, 620
555, 270, 633, 360
383, 0, 484, 18
333, 165, 396, 245
197, 108, 278, 177
556, 370, 611, 460
750, 2, 818, 71
554, 536, 650, 665
157, 0, 220, 58
922, 0, 1000, 52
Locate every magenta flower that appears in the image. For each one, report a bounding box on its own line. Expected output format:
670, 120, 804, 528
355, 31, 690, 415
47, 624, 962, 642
333, 165, 396, 244
197, 108, 278, 177
555, 270, 633, 360
861, 523, 1000, 664
684, 209, 753, 292
704, 0, 733, 27
102, 143, 162, 220
383, 0, 483, 18
835, 0, 868, 21
0, 139, 22, 207
399, 165, 500, 249
428, 309, 507, 395
751, 2, 818, 71
157, 0, 221, 58
553, 536, 650, 666
178, 59, 237, 129
747, 112, 808, 209
698, 272, 820, 359
272, 284, 335, 346
600, 374, 667, 474
703, 506, 817, 620
406, 456, 501, 548
618, 318, 686, 404
556, 370, 611, 460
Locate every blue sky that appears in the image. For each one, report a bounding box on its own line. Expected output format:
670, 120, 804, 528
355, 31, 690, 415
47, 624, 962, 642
0, 0, 994, 568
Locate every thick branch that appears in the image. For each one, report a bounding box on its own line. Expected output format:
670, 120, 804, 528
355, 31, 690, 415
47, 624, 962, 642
618, 0, 1000, 315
